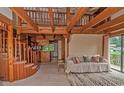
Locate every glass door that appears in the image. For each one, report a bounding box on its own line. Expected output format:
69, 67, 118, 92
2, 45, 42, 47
110, 36, 121, 71
122, 36, 124, 72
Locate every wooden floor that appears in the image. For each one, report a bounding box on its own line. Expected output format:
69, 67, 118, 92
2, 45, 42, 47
2, 63, 70, 86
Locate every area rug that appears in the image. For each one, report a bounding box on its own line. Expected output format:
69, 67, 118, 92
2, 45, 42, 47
67, 72, 124, 86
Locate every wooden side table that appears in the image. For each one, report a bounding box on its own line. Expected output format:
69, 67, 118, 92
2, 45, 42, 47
58, 59, 65, 72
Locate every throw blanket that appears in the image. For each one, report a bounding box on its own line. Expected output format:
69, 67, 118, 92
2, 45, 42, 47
67, 72, 124, 86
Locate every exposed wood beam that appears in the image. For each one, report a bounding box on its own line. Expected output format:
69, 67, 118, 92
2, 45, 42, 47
110, 30, 124, 36
98, 22, 124, 34
67, 7, 89, 32
10, 7, 38, 31
82, 7, 123, 33
95, 14, 124, 34
48, 8, 55, 32
0, 13, 12, 25
21, 27, 68, 35
20, 26, 98, 35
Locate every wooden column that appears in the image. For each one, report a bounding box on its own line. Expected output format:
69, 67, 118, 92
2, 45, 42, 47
64, 37, 68, 58
7, 25, 14, 81
61, 38, 65, 60
67, 38, 69, 57
102, 36, 105, 56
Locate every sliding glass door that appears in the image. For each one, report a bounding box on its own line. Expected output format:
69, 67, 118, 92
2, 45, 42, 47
122, 36, 124, 72
110, 36, 121, 71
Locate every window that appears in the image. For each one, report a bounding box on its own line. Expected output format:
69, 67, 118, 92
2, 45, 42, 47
110, 35, 124, 72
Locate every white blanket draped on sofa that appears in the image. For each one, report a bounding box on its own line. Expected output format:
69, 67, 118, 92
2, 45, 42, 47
65, 57, 110, 73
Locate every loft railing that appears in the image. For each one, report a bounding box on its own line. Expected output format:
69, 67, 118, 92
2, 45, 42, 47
25, 10, 94, 26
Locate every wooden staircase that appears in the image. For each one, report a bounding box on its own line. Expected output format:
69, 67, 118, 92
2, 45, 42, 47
13, 62, 40, 80
0, 53, 9, 81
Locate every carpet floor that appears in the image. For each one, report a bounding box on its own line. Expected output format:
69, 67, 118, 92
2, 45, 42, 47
67, 72, 124, 86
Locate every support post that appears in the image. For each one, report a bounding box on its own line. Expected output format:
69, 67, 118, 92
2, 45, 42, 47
8, 25, 14, 81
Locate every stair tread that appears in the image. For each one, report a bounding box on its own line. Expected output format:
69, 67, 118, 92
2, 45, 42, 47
24, 63, 34, 67
32, 65, 38, 69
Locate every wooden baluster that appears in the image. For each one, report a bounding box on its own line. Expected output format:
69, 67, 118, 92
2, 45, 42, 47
14, 38, 17, 61
30, 48, 32, 63
19, 41, 21, 62
27, 47, 29, 63
3, 31, 5, 52
24, 43, 26, 61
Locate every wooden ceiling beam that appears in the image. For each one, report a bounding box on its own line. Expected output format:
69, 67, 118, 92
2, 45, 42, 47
110, 30, 124, 36
95, 14, 124, 34
10, 7, 38, 31
82, 7, 123, 33
67, 7, 89, 32
20, 26, 98, 35
21, 29, 67, 35
48, 8, 55, 32
20, 27, 68, 35
97, 22, 124, 34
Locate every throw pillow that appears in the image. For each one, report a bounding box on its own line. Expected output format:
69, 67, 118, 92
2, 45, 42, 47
99, 56, 104, 62
83, 56, 91, 62
78, 56, 84, 62
91, 56, 99, 62
72, 57, 77, 64
72, 57, 80, 64
75, 57, 81, 64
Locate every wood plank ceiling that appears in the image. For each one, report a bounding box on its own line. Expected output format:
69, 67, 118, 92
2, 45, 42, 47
10, 7, 124, 37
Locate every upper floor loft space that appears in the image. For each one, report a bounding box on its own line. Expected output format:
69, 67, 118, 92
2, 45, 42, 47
1, 7, 124, 36
23, 7, 106, 27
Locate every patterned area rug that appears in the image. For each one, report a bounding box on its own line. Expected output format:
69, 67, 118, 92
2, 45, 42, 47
67, 72, 124, 86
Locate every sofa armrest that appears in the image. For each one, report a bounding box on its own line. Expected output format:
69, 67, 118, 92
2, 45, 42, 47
65, 59, 74, 73
103, 58, 108, 63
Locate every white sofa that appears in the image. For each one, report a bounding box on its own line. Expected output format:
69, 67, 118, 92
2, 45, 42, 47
65, 56, 110, 73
